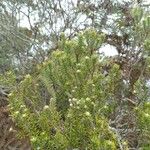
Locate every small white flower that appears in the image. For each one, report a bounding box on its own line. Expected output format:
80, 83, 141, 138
69, 98, 72, 102
92, 84, 95, 87
106, 140, 113, 145
85, 56, 90, 60
70, 103, 73, 107
76, 70, 81, 73
86, 97, 90, 101
25, 74, 31, 79
50, 98, 54, 101
72, 98, 77, 102
104, 105, 108, 109
144, 113, 150, 117
85, 111, 91, 117
76, 63, 81, 67
84, 105, 87, 109
74, 86, 78, 89
14, 111, 19, 115
41, 132, 46, 135
133, 90, 136, 94
31, 137, 37, 142
76, 101, 80, 105
43, 105, 49, 110
9, 127, 13, 132
20, 105, 25, 108
22, 114, 27, 118
24, 108, 28, 112
122, 141, 127, 145
91, 102, 95, 106
8, 93, 12, 97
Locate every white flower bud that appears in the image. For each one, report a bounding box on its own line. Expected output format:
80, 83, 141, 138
76, 70, 81, 73
22, 114, 27, 118
106, 140, 113, 145
144, 113, 150, 117
43, 105, 49, 110
91, 102, 95, 106
84, 105, 87, 109
25, 74, 31, 79
31, 137, 37, 142
9, 127, 13, 132
8, 93, 13, 97
24, 108, 28, 112
86, 97, 90, 101
123, 141, 127, 145
20, 105, 25, 108
92, 84, 95, 87
50, 98, 54, 101
104, 105, 108, 109
76, 101, 80, 105
72, 89, 75, 93
133, 90, 136, 94
76, 63, 81, 67
72, 98, 77, 102
85, 111, 91, 117
85, 56, 90, 60
14, 111, 19, 115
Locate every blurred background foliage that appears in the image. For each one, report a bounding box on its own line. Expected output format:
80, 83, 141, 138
0, 0, 150, 149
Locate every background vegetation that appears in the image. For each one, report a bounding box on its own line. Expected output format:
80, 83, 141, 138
0, 0, 150, 149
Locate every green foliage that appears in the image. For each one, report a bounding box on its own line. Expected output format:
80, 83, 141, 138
9, 30, 119, 149
134, 79, 150, 148
0, 71, 16, 87
134, 101, 150, 148
1, 1, 150, 149
7, 27, 150, 149
131, 7, 144, 23
9, 75, 68, 149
